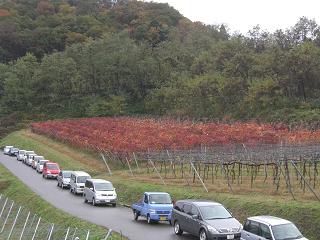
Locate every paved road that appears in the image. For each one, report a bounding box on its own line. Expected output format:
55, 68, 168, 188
0, 153, 197, 240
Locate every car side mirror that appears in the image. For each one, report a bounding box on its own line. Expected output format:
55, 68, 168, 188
192, 215, 199, 219
89, 187, 94, 191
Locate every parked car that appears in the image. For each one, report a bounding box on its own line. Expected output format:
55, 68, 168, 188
172, 200, 242, 240
132, 192, 173, 224
42, 162, 60, 179
22, 151, 35, 164
9, 147, 19, 156
241, 216, 308, 240
70, 171, 91, 195
25, 153, 37, 166
36, 160, 49, 173
17, 150, 26, 161
57, 170, 73, 189
3, 146, 13, 155
31, 155, 44, 169
84, 179, 117, 207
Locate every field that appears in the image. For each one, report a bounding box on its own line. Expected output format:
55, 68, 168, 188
31, 117, 320, 154
1, 130, 320, 240
31, 117, 320, 201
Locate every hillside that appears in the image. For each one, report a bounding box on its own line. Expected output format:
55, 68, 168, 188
1, 0, 320, 126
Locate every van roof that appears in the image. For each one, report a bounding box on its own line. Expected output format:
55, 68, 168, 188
71, 171, 90, 177
87, 179, 111, 184
247, 216, 292, 226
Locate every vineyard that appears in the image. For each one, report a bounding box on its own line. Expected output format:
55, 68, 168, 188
31, 117, 320, 201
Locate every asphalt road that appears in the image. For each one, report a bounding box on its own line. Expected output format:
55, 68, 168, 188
0, 153, 197, 240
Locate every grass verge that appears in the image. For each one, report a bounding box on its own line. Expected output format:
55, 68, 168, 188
1, 130, 320, 240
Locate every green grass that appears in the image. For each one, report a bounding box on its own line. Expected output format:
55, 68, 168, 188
1, 130, 320, 240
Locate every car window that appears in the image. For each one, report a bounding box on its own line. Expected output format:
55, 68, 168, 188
144, 194, 148, 203
260, 224, 272, 239
271, 223, 303, 240
174, 202, 184, 211
245, 220, 260, 235
199, 205, 232, 220
190, 206, 199, 216
182, 204, 192, 215
149, 194, 171, 204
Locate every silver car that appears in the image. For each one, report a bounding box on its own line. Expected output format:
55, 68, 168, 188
241, 216, 308, 240
31, 155, 44, 169
57, 171, 73, 189
83, 179, 117, 207
172, 200, 242, 240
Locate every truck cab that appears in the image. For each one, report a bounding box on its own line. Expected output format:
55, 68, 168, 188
131, 192, 173, 224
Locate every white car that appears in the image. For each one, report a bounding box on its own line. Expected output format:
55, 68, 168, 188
32, 156, 44, 169
3, 146, 13, 155
17, 150, 26, 161
22, 151, 35, 164
84, 179, 117, 207
70, 171, 91, 195
26, 154, 37, 166
36, 160, 49, 173
241, 216, 308, 240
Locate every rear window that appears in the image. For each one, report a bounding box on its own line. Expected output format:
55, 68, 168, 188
47, 164, 59, 170
77, 176, 90, 183
63, 172, 71, 178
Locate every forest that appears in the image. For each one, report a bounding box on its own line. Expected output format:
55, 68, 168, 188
1, 0, 320, 127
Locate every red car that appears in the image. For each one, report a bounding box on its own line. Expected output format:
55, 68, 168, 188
42, 162, 60, 179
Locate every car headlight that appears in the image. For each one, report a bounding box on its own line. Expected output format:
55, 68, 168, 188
47, 171, 51, 174
207, 226, 219, 233
96, 194, 102, 197
149, 209, 156, 214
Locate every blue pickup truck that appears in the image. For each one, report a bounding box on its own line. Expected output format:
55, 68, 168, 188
131, 192, 173, 224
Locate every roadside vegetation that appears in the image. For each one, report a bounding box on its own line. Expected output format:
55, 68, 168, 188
1, 130, 319, 240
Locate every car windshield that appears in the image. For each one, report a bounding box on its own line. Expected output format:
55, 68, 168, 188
40, 161, 48, 165
199, 205, 232, 220
63, 172, 71, 178
19, 151, 26, 154
149, 194, 172, 204
95, 182, 114, 191
272, 223, 303, 240
35, 156, 44, 160
47, 164, 59, 170
77, 176, 90, 183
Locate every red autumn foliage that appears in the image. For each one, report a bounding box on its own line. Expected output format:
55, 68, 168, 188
31, 117, 320, 154
0, 9, 10, 17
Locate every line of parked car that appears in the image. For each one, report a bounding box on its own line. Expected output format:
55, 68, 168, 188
3, 146, 117, 207
3, 146, 308, 240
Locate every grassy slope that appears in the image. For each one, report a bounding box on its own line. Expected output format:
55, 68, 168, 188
1, 130, 320, 240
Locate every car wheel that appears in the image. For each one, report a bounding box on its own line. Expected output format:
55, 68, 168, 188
112, 203, 116, 207
42, 174, 44, 178
199, 229, 207, 240
133, 210, 139, 221
84, 196, 88, 203
92, 198, 96, 206
147, 214, 152, 224
174, 221, 183, 235
57, 182, 60, 187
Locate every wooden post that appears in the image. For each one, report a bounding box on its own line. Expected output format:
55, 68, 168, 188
190, 161, 208, 192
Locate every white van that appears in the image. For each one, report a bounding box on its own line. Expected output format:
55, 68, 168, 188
84, 179, 117, 207
3, 146, 13, 155
70, 171, 91, 195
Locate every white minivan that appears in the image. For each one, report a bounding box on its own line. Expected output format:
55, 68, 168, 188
84, 179, 117, 207
70, 171, 91, 195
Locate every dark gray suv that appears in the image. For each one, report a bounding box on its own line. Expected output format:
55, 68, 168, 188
172, 200, 242, 240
